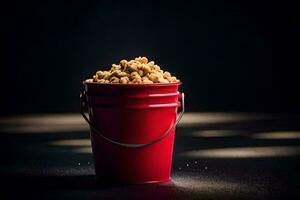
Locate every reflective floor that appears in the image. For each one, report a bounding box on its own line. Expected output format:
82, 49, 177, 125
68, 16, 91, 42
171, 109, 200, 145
0, 113, 299, 199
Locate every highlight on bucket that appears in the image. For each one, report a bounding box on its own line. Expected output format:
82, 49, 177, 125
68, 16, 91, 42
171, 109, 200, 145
80, 56, 184, 184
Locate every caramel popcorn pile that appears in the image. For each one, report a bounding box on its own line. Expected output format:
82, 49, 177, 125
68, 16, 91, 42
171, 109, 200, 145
86, 57, 179, 84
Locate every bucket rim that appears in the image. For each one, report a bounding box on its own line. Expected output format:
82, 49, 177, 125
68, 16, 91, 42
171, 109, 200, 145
83, 81, 182, 87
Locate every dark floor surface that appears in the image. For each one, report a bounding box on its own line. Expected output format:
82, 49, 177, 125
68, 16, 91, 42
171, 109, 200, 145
0, 113, 299, 200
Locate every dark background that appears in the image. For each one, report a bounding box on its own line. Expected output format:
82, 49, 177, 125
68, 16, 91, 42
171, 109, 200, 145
2, 0, 299, 115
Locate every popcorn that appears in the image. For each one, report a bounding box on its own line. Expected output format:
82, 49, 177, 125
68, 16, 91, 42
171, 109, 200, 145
86, 56, 179, 84
110, 76, 120, 83
120, 76, 130, 84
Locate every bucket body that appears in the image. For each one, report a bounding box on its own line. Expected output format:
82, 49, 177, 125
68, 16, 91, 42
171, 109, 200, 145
83, 82, 182, 184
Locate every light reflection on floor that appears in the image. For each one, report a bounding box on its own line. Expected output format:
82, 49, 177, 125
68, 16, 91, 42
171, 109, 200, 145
252, 131, 300, 139
0, 112, 272, 133
172, 175, 257, 195
48, 138, 92, 153
1, 113, 299, 199
48, 137, 300, 159
0, 114, 88, 133
0, 114, 85, 126
72, 147, 93, 153
49, 139, 91, 147
189, 130, 243, 137
0, 124, 88, 134
180, 146, 300, 158
173, 176, 238, 190
177, 112, 271, 127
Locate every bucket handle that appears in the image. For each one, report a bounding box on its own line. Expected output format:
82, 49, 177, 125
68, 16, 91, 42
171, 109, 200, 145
80, 91, 184, 148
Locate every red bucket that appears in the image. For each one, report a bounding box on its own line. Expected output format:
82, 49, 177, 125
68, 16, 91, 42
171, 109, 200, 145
80, 82, 184, 184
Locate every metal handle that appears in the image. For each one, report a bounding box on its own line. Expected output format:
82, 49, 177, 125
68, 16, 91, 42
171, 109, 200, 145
80, 91, 185, 148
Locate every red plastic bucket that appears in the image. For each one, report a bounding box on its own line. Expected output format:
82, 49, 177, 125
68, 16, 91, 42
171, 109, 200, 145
80, 82, 184, 184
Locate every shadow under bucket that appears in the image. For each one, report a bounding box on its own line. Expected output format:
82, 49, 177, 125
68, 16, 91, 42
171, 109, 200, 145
80, 82, 184, 184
